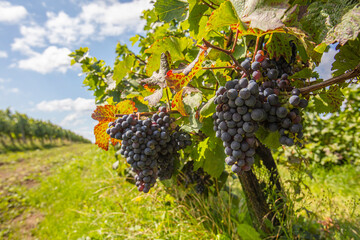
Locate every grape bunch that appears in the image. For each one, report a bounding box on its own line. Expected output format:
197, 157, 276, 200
213, 79, 259, 174
213, 50, 308, 174
106, 107, 192, 193
177, 161, 213, 194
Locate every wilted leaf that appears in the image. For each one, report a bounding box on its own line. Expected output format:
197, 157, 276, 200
230, 0, 289, 31
144, 88, 163, 106
301, 1, 359, 45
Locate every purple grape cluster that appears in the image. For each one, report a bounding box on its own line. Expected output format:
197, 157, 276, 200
178, 161, 213, 194
213, 79, 259, 174
107, 107, 191, 193
213, 51, 308, 174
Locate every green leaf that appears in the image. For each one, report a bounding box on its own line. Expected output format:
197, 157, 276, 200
154, 0, 188, 23
236, 223, 261, 240
187, 0, 210, 38
183, 93, 203, 111
255, 126, 281, 149
318, 86, 345, 113
145, 37, 193, 75
181, 113, 202, 133
332, 37, 360, 77
200, 97, 216, 119
266, 33, 292, 63
290, 68, 319, 80
206, 1, 239, 32
113, 55, 136, 83
195, 137, 225, 178
69, 47, 89, 65
129, 35, 140, 46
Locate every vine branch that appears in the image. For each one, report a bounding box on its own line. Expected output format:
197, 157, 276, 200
299, 63, 360, 94
115, 110, 180, 118
201, 0, 215, 9
202, 39, 249, 76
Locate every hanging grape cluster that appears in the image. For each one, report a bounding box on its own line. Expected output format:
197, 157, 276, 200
177, 161, 213, 194
213, 50, 308, 174
106, 107, 192, 193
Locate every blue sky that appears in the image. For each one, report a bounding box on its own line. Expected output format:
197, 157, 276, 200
0, 0, 152, 141
0, 0, 336, 142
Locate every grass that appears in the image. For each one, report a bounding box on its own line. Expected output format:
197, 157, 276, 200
1, 143, 359, 239
1, 144, 244, 239
276, 163, 360, 239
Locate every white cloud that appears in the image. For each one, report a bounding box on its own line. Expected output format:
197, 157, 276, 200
36, 97, 95, 112
11, 25, 47, 55
79, 0, 152, 37
0, 86, 19, 93
0, 50, 7, 58
17, 46, 72, 74
315, 47, 338, 80
61, 112, 86, 126
0, 78, 10, 83
11, 0, 153, 74
45, 11, 95, 46
0, 1, 27, 23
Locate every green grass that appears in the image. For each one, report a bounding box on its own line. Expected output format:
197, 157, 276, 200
1, 144, 238, 239
277, 163, 360, 239
1, 144, 359, 239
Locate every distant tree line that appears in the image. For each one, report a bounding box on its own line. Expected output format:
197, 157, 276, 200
0, 108, 90, 147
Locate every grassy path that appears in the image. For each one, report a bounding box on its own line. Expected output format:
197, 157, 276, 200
0, 144, 215, 240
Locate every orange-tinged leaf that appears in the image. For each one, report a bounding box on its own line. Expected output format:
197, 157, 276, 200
171, 88, 187, 116
92, 100, 138, 151
115, 100, 138, 115
144, 84, 156, 93
111, 138, 121, 146
91, 104, 117, 122
230, 25, 287, 37
94, 121, 111, 151
166, 49, 207, 91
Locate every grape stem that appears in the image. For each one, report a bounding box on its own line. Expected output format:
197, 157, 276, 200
230, 27, 240, 53
202, 66, 236, 70
252, 36, 260, 61
201, 0, 215, 9
202, 39, 249, 76
299, 62, 360, 94
188, 83, 216, 91
115, 110, 180, 117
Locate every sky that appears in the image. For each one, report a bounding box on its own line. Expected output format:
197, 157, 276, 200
0, 0, 153, 141
0, 0, 336, 142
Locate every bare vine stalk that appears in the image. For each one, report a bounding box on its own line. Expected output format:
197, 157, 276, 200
299, 63, 360, 94
115, 110, 180, 118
